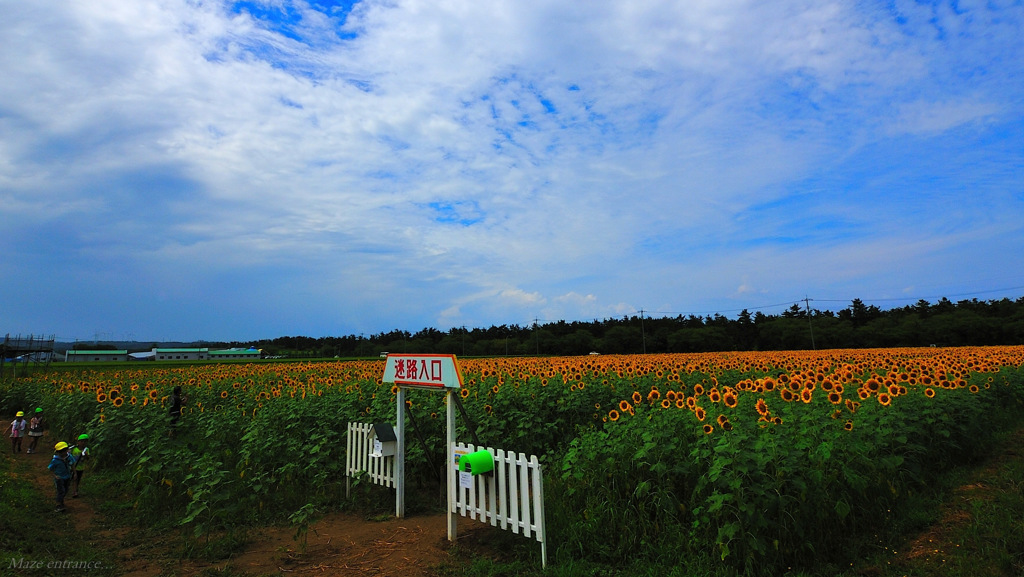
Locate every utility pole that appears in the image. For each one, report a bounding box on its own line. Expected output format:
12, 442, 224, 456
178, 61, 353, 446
803, 297, 816, 350
533, 318, 540, 356
639, 309, 647, 354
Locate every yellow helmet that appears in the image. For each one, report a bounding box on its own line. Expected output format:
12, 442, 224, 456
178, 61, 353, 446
15, 411, 23, 417
54, 441, 69, 451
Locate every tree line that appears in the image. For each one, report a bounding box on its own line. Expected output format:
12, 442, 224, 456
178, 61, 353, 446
234, 296, 1024, 358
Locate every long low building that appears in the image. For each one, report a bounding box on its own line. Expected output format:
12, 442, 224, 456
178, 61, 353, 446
153, 347, 263, 360
153, 347, 209, 360
65, 350, 129, 362
207, 347, 262, 360
65, 347, 263, 362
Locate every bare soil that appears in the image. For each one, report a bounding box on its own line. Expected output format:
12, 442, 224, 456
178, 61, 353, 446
11, 443, 500, 577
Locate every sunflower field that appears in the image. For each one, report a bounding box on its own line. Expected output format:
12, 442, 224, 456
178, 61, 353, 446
2, 346, 1023, 575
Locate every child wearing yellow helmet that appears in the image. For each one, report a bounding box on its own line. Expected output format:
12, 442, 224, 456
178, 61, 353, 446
71, 434, 91, 498
48, 441, 77, 512
27, 408, 45, 454
9, 411, 27, 453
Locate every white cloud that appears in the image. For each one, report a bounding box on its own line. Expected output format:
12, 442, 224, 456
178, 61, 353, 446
2, 0, 1023, 339
499, 288, 546, 308
888, 99, 1000, 135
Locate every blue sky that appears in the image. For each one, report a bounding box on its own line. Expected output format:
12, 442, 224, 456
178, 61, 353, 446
2, 0, 1023, 343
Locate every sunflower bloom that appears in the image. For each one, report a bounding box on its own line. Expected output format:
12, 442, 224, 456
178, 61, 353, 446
608, 409, 620, 422
755, 398, 769, 416
703, 424, 714, 434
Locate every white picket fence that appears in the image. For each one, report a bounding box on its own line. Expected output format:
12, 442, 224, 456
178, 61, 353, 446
453, 442, 547, 568
345, 424, 547, 568
345, 422, 396, 493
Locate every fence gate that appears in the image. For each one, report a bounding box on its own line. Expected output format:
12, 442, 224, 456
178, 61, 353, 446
345, 422, 396, 495
346, 354, 547, 569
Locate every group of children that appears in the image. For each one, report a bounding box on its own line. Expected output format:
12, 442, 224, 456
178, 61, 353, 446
8, 407, 46, 453
9, 408, 92, 513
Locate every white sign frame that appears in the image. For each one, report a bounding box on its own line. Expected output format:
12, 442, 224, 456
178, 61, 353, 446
382, 353, 463, 389
382, 354, 461, 541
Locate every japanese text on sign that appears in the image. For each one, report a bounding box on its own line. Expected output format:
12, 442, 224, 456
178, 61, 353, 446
395, 358, 443, 382
381, 354, 462, 389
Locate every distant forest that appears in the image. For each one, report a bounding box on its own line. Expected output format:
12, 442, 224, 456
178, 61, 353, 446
241, 297, 1024, 358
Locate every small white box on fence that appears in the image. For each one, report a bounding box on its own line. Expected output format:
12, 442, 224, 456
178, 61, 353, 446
346, 423, 396, 491
369, 422, 397, 457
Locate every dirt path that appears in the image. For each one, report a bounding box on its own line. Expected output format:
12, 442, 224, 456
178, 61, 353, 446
9, 441, 498, 577
196, 511, 493, 577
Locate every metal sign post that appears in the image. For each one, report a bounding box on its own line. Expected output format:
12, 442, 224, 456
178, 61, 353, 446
395, 386, 405, 517
446, 387, 457, 540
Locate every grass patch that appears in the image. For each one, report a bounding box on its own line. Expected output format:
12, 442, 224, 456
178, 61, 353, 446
845, 428, 1024, 577
0, 452, 117, 575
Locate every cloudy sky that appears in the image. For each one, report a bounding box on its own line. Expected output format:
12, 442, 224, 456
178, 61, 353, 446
2, 0, 1023, 343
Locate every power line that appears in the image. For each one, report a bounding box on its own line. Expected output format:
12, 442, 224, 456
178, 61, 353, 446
647, 300, 805, 318
530, 284, 1024, 329
815, 284, 1024, 305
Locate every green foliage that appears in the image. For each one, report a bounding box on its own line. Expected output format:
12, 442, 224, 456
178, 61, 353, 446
549, 364, 1024, 576
3, 350, 1023, 576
